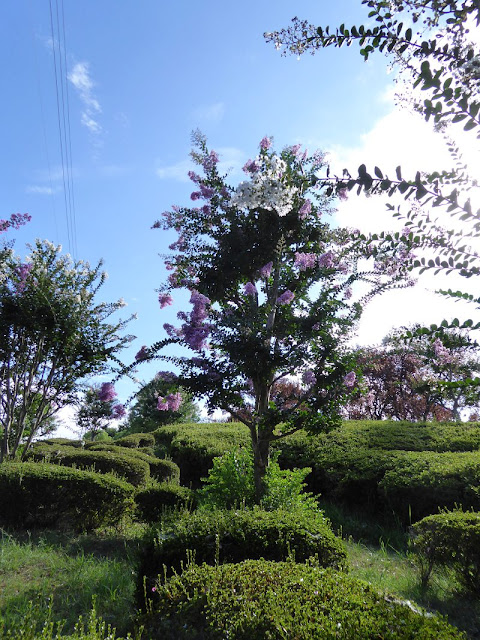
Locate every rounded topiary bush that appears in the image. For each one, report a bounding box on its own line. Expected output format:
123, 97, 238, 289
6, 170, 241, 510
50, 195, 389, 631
138, 559, 465, 639
135, 483, 195, 523
25, 447, 150, 487
115, 433, 155, 448
84, 444, 180, 484
411, 508, 480, 593
138, 506, 347, 599
0, 462, 134, 531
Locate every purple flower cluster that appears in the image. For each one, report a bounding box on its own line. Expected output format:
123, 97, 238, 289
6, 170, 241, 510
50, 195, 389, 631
298, 199, 312, 219
294, 252, 316, 271
157, 392, 182, 412
434, 339, 454, 364
288, 144, 302, 157
158, 292, 174, 308
244, 282, 257, 296
179, 290, 211, 351
302, 370, 317, 386
344, 287, 352, 300
14, 263, 33, 293
156, 371, 178, 382
188, 170, 201, 184
338, 188, 349, 201
98, 383, 117, 403
276, 290, 295, 305
0, 213, 32, 233
343, 371, 356, 388
135, 346, 149, 362
259, 136, 272, 151
259, 261, 273, 278
169, 235, 186, 251
111, 404, 126, 419
242, 158, 261, 174
318, 251, 335, 268
202, 150, 219, 172
163, 323, 182, 338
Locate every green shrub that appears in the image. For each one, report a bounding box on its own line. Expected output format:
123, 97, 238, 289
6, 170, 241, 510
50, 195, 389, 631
379, 451, 480, 522
84, 444, 180, 484
41, 438, 85, 448
135, 483, 195, 523
154, 423, 248, 487
0, 462, 134, 531
26, 447, 150, 487
138, 559, 465, 639
115, 433, 155, 448
411, 509, 480, 593
197, 448, 317, 513
138, 506, 347, 597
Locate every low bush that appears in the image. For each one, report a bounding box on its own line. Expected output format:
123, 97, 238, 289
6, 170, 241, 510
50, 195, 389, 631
114, 433, 155, 448
411, 509, 480, 593
0, 462, 134, 531
135, 483, 195, 523
137, 506, 347, 597
84, 444, 180, 484
379, 451, 480, 522
154, 423, 248, 487
26, 447, 150, 487
197, 448, 318, 513
138, 559, 465, 639
41, 437, 85, 448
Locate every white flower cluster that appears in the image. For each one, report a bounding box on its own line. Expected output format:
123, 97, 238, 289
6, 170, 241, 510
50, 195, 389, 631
231, 154, 298, 217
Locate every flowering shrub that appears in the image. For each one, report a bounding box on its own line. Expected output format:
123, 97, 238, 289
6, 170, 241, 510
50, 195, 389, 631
150, 132, 415, 499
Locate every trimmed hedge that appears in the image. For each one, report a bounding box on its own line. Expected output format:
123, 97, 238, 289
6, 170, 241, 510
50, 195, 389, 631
85, 444, 180, 484
138, 559, 465, 639
138, 506, 347, 597
0, 462, 134, 531
26, 446, 150, 487
411, 509, 480, 593
379, 451, 480, 522
135, 483, 195, 523
154, 423, 249, 487
115, 433, 155, 448
41, 437, 84, 448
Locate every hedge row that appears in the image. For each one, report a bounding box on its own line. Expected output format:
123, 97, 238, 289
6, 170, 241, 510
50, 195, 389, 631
27, 445, 150, 487
138, 506, 347, 598
139, 559, 465, 639
0, 462, 134, 531
135, 483, 195, 523
85, 443, 180, 484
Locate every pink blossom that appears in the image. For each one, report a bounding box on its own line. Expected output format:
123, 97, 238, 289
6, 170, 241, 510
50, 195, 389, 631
298, 200, 312, 219
190, 191, 201, 201
202, 150, 219, 172
244, 282, 257, 296
14, 263, 33, 293
259, 261, 273, 278
318, 251, 335, 268
344, 287, 352, 299
288, 144, 302, 157
276, 290, 295, 305
302, 370, 316, 386
98, 383, 117, 403
200, 184, 215, 199
111, 404, 126, 419
166, 392, 182, 412
0, 213, 31, 233
158, 292, 174, 308
157, 396, 169, 411
295, 252, 316, 271
338, 188, 348, 201
188, 171, 201, 184
343, 371, 356, 388
135, 346, 149, 361
259, 136, 272, 151
242, 159, 260, 174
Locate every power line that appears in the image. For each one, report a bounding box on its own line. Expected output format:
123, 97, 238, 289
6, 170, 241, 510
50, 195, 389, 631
48, 0, 77, 259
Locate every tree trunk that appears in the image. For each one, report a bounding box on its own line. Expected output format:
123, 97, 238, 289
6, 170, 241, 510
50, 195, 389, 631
252, 433, 270, 504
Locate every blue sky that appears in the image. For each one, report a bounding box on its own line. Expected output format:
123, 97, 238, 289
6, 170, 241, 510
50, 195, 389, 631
2, 1, 479, 419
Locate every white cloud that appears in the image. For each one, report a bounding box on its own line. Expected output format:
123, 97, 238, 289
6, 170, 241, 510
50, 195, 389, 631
326, 102, 480, 345
192, 102, 225, 122
68, 61, 103, 135
156, 158, 193, 182
26, 185, 60, 195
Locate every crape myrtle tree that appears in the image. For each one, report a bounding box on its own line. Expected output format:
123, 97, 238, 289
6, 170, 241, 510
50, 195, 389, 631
147, 133, 415, 500
123, 370, 200, 434
75, 383, 127, 441
344, 326, 480, 420
0, 240, 134, 461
